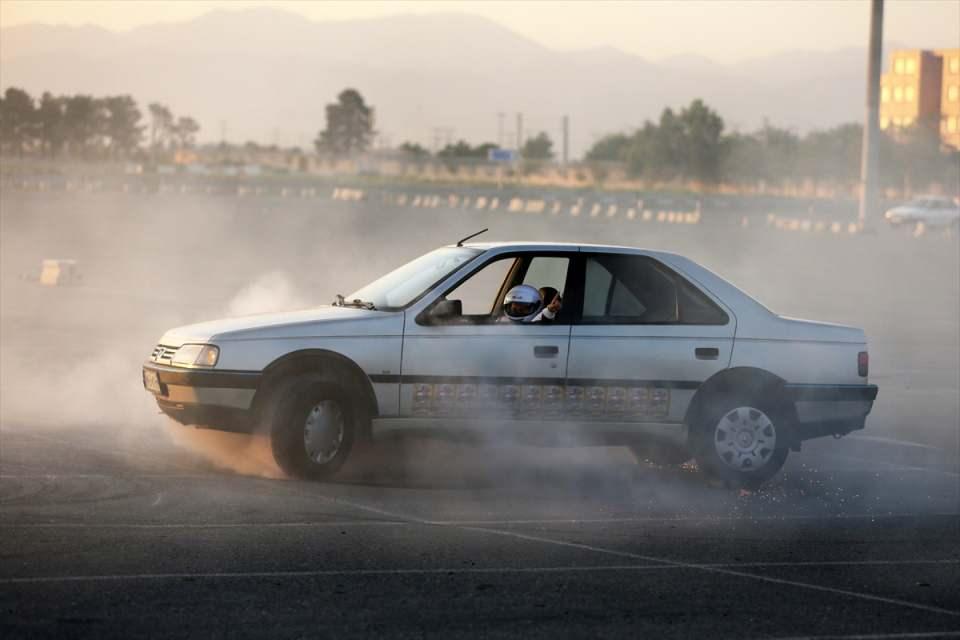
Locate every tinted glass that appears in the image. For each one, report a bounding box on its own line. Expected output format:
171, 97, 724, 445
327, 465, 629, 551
581, 255, 727, 325
583, 259, 614, 317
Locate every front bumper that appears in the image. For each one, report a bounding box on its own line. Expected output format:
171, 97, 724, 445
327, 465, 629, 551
784, 383, 879, 441
143, 362, 261, 432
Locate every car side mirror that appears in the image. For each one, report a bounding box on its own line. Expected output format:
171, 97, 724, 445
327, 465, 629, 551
431, 298, 462, 320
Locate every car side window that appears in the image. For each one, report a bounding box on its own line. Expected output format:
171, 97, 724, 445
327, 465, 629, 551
580, 255, 727, 325
609, 279, 647, 316
583, 259, 614, 317
522, 257, 568, 296
443, 257, 516, 316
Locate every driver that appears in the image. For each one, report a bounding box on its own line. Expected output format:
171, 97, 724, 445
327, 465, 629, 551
502, 284, 561, 323
538, 287, 562, 322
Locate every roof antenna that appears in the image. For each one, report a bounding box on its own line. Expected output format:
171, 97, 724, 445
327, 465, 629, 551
456, 228, 488, 247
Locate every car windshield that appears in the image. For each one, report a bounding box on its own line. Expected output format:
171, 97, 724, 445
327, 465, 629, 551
346, 246, 482, 310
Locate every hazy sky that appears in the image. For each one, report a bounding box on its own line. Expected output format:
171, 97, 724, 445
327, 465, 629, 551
2, 0, 958, 63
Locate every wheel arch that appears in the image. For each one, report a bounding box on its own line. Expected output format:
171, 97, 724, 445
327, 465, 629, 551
684, 366, 797, 445
252, 349, 379, 436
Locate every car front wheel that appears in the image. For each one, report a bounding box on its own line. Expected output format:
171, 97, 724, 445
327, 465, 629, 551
269, 376, 356, 480
692, 396, 789, 488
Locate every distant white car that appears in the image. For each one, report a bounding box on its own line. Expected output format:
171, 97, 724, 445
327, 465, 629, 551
143, 240, 877, 488
884, 196, 960, 228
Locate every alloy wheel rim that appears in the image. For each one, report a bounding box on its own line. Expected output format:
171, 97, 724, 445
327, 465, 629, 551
303, 400, 345, 465
713, 406, 776, 472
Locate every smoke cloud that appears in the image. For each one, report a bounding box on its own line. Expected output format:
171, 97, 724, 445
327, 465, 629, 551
225, 271, 308, 317
1, 184, 956, 495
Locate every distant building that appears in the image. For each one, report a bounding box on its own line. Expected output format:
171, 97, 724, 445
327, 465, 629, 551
937, 48, 960, 150
880, 48, 960, 149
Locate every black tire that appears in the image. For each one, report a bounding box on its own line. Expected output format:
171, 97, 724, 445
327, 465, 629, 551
691, 393, 790, 489
268, 375, 357, 480
629, 443, 690, 467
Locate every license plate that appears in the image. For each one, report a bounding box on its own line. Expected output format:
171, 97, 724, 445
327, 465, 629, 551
143, 369, 163, 395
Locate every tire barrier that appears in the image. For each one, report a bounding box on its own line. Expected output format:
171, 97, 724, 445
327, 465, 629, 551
5, 175, 950, 238
766, 213, 861, 235
370, 188, 709, 227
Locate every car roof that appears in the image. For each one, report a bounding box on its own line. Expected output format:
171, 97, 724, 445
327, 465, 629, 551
455, 241, 677, 257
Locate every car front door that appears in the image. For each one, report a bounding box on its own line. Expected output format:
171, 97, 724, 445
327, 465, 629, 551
564, 252, 735, 426
400, 252, 573, 420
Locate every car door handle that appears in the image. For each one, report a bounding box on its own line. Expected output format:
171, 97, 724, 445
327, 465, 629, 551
695, 347, 719, 360
534, 345, 560, 358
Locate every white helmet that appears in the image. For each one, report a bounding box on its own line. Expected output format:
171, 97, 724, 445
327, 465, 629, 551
502, 284, 543, 322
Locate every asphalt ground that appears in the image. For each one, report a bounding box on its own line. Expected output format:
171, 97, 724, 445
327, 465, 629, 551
1, 187, 958, 638
1, 426, 958, 639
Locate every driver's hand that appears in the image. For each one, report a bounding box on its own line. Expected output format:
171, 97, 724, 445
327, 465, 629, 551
547, 295, 562, 313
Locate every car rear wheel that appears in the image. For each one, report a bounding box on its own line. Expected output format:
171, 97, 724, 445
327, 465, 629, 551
692, 395, 789, 488
269, 376, 356, 480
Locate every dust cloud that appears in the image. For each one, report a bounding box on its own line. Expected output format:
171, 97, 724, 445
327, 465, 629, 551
166, 425, 285, 479
1, 185, 957, 494
225, 271, 308, 318
165, 271, 310, 478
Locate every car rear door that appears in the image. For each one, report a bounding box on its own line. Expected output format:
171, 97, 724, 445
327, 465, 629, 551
564, 252, 735, 425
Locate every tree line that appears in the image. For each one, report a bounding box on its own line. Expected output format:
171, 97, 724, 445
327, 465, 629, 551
6, 83, 956, 192
585, 99, 959, 190
0, 87, 199, 159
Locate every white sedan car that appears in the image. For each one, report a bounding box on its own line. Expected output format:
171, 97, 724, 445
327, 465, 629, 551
884, 196, 960, 228
143, 241, 878, 488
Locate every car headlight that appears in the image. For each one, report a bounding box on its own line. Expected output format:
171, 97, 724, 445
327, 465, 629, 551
171, 344, 219, 368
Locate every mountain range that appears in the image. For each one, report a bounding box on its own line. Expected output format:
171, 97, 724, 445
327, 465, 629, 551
0, 8, 890, 157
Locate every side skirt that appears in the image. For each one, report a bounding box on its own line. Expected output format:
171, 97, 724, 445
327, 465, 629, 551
371, 418, 688, 448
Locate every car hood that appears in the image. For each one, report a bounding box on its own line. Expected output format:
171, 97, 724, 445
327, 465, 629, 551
158, 306, 402, 346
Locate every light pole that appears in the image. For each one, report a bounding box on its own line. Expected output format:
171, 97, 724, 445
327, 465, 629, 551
858, 0, 884, 227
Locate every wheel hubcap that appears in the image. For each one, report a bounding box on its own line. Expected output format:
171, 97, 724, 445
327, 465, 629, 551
713, 406, 776, 472
303, 400, 345, 465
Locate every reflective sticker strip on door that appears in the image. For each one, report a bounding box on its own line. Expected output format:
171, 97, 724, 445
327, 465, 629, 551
408, 378, 700, 420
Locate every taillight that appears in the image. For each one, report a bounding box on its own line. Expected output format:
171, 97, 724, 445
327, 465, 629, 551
858, 351, 869, 377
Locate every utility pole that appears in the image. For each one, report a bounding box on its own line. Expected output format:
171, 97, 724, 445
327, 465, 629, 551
497, 112, 505, 148
516, 113, 523, 152
431, 127, 454, 153
562, 115, 569, 165
858, 0, 883, 227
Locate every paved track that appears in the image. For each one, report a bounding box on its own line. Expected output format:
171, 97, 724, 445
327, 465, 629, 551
2, 424, 958, 639
1, 188, 958, 638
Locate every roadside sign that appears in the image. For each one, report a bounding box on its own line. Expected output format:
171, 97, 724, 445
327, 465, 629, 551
488, 148, 517, 162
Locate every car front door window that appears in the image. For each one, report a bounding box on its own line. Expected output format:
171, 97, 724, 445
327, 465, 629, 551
442, 257, 516, 319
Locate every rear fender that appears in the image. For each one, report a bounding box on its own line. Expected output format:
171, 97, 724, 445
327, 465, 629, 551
684, 367, 800, 450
